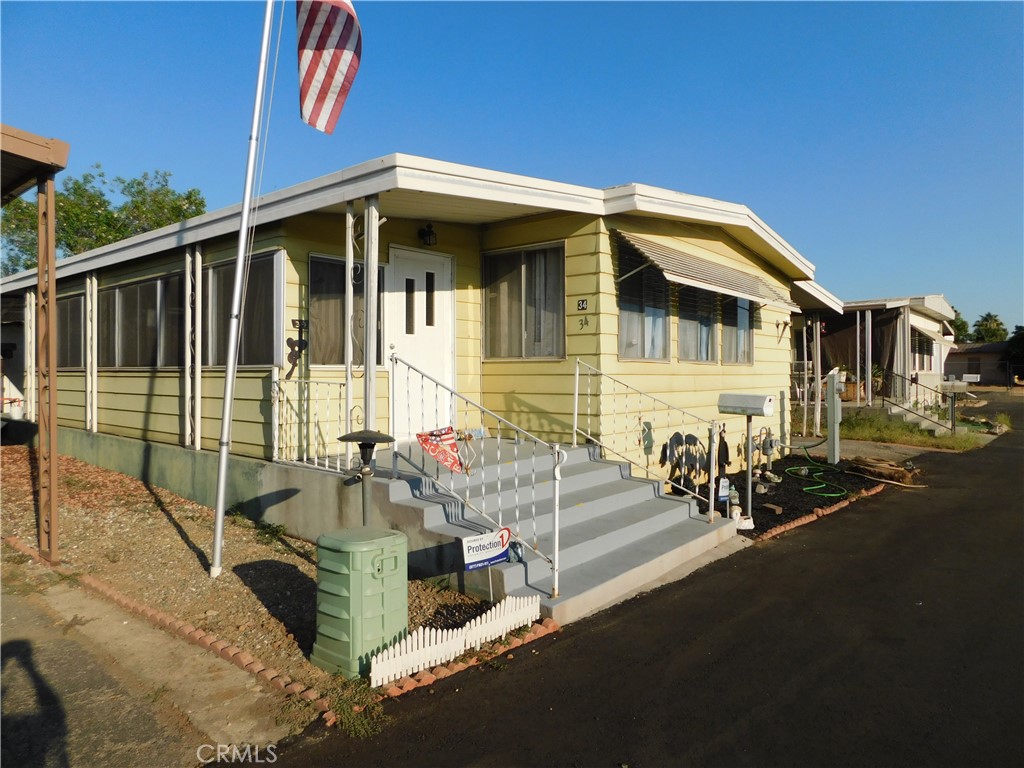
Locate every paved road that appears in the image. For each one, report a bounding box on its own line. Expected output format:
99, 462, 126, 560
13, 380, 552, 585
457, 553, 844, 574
278, 391, 1024, 768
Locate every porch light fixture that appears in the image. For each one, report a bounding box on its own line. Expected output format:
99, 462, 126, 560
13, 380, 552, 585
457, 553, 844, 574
338, 429, 395, 526
418, 223, 437, 247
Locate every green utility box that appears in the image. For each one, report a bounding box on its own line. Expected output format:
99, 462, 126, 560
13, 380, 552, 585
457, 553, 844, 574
311, 528, 408, 679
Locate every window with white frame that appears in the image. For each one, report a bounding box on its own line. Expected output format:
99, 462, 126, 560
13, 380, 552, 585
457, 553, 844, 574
309, 256, 383, 366
617, 248, 668, 360
97, 275, 183, 368
57, 295, 84, 369
484, 244, 565, 359
911, 328, 934, 372
677, 285, 717, 362
204, 256, 275, 366
721, 296, 754, 364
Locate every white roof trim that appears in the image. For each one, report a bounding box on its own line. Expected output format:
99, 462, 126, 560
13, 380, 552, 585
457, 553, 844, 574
1, 153, 818, 294
793, 280, 844, 314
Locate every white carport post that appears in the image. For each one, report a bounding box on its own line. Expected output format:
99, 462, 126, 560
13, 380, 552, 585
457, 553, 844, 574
363, 195, 380, 436
800, 321, 809, 436
813, 313, 822, 436
865, 309, 873, 407
855, 310, 861, 406
344, 202, 355, 469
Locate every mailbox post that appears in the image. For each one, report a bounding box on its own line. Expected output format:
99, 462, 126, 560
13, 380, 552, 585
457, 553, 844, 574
718, 394, 775, 523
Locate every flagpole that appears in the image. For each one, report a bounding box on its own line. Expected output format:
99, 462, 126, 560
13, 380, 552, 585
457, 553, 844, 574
210, 0, 276, 579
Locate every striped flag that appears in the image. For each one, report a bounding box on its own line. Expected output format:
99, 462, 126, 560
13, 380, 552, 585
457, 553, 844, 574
297, 0, 362, 134
417, 427, 465, 474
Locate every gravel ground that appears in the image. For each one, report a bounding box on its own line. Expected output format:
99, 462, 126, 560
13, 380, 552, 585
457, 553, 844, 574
0, 445, 489, 731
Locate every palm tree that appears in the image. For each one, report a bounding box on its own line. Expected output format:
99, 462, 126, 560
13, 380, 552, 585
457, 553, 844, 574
972, 313, 1008, 343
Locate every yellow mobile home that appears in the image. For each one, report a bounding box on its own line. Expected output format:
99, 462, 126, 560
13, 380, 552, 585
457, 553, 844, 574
1, 154, 842, 620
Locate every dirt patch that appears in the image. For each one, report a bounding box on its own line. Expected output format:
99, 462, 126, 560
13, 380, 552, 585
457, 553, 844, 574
696, 453, 910, 540
0, 445, 488, 733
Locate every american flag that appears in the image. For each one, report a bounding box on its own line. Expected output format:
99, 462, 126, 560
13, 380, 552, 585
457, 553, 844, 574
417, 427, 465, 474
296, 0, 362, 134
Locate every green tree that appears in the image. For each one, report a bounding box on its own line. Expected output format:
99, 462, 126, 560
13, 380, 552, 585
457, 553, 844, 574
972, 312, 1008, 343
1, 165, 205, 276
949, 307, 971, 343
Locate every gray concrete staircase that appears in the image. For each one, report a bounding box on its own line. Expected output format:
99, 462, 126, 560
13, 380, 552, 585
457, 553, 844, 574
842, 402, 952, 436
384, 441, 735, 625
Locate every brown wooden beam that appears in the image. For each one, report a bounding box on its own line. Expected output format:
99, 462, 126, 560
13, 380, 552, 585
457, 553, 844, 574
36, 173, 59, 564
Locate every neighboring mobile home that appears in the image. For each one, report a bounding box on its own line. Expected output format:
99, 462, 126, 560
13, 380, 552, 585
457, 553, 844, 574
1, 154, 840, 615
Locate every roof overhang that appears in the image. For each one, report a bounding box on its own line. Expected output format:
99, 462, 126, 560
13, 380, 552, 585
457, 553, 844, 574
615, 230, 800, 312
844, 294, 954, 323
604, 183, 815, 281
1, 124, 70, 205
2, 153, 820, 296
792, 280, 844, 314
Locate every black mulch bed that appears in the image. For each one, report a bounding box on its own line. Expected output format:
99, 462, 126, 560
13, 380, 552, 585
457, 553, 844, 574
682, 454, 900, 540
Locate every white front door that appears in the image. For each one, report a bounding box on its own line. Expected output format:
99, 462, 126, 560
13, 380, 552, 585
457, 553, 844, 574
387, 247, 455, 440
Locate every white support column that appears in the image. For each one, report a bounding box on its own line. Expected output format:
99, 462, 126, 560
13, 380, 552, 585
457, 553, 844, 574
813, 313, 822, 436
865, 309, 873, 407
85, 272, 98, 431
24, 290, 37, 422
855, 310, 861, 406
363, 195, 379, 434
192, 245, 204, 450
345, 202, 355, 468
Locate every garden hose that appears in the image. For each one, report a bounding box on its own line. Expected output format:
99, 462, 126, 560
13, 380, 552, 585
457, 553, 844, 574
783, 447, 850, 499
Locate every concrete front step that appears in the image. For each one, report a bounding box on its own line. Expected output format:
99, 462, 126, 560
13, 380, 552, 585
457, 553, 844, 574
506, 515, 737, 625
386, 437, 737, 625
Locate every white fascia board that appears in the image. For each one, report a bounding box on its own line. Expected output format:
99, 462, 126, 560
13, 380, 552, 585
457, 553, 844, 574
603, 183, 815, 281
844, 297, 911, 312
794, 279, 844, 314
0, 158, 406, 293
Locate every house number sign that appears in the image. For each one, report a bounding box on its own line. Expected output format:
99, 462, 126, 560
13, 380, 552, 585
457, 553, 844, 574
576, 298, 590, 330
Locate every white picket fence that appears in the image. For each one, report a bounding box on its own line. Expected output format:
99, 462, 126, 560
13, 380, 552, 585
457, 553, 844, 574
370, 595, 541, 687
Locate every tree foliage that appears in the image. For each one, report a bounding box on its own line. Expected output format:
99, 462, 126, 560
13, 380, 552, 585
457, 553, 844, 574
1008, 326, 1024, 365
949, 307, 971, 343
1, 165, 205, 276
971, 312, 1008, 343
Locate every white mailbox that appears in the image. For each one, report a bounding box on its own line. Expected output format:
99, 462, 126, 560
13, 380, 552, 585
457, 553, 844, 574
717, 393, 775, 418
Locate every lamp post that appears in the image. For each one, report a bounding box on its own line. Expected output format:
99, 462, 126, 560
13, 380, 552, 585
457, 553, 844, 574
339, 430, 395, 526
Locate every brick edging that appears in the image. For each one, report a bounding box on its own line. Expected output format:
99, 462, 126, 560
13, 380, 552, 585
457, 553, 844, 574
755, 483, 886, 541
2, 534, 560, 725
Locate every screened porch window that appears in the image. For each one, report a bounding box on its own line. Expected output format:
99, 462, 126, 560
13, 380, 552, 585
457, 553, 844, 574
484, 244, 565, 359
57, 295, 83, 369
97, 275, 183, 368
309, 257, 383, 366
721, 296, 753, 364
617, 248, 668, 360
205, 256, 274, 366
678, 286, 717, 362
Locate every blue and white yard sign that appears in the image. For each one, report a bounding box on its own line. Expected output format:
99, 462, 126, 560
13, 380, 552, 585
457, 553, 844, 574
462, 527, 512, 571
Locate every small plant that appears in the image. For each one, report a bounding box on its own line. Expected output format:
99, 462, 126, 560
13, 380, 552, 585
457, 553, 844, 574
255, 520, 287, 545
994, 412, 1013, 430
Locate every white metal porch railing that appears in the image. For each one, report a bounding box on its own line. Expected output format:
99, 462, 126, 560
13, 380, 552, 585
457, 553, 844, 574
572, 359, 719, 522
389, 353, 565, 598
272, 377, 359, 470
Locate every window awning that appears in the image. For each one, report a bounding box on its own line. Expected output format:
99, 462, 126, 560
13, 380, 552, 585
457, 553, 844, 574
910, 317, 955, 347
614, 230, 800, 311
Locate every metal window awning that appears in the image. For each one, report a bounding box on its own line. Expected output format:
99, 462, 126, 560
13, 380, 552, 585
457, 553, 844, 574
909, 316, 955, 346
614, 230, 799, 311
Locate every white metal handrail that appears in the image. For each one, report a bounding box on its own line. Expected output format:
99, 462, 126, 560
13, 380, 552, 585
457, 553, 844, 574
572, 359, 719, 520
272, 377, 355, 470
390, 353, 564, 597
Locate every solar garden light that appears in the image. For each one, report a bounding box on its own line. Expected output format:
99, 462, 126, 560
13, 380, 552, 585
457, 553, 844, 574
339, 430, 395, 526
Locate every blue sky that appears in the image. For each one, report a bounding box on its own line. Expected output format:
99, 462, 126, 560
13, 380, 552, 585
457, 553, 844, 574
2, 1, 1022, 330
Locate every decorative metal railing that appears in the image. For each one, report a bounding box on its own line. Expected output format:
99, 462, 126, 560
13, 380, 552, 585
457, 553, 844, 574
572, 359, 719, 521
272, 377, 359, 470
879, 368, 953, 432
390, 354, 565, 598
